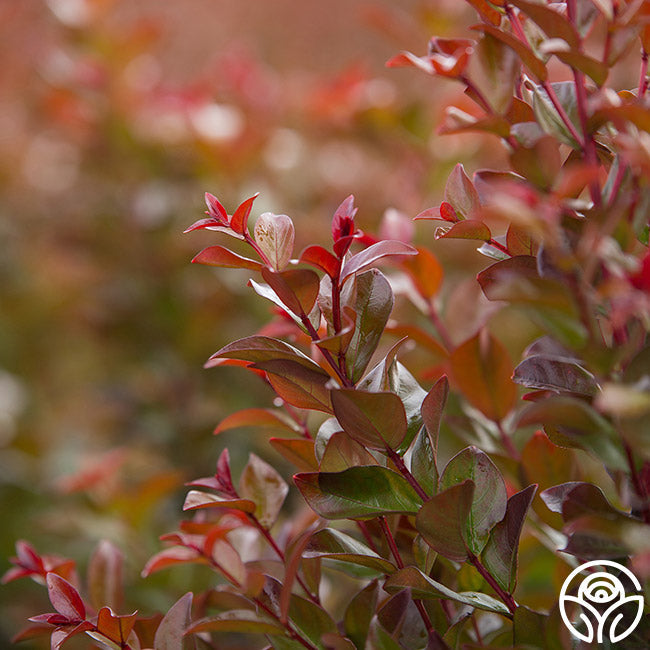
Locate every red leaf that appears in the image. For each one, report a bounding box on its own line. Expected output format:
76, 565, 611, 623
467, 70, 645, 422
51, 623, 94, 650
96, 607, 138, 645
204, 192, 228, 221
450, 329, 516, 421
141, 547, 203, 578
192, 245, 263, 271
214, 408, 298, 436
154, 592, 193, 650
299, 245, 340, 277
183, 490, 256, 513
415, 202, 459, 222
46, 573, 85, 621
261, 267, 320, 316
339, 240, 417, 284
402, 247, 443, 299
230, 193, 259, 236
434, 220, 491, 242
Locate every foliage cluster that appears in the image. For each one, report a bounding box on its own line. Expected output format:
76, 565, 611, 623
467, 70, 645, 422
5, 1, 650, 648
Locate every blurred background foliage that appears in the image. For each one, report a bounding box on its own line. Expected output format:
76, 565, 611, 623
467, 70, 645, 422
0, 0, 574, 645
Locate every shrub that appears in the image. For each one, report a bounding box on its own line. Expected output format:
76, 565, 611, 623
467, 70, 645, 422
5, 1, 650, 648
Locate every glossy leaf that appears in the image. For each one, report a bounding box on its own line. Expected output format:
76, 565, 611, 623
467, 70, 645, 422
207, 335, 321, 371
344, 580, 379, 649
518, 396, 627, 470
331, 389, 407, 451
513, 354, 598, 395
421, 375, 449, 453
299, 245, 339, 278
239, 453, 289, 527
416, 480, 475, 562
186, 610, 284, 635
294, 466, 422, 520
269, 438, 318, 471
182, 490, 256, 514
230, 193, 259, 235
540, 482, 627, 522
304, 528, 396, 574
444, 164, 480, 218
191, 245, 263, 270
532, 82, 580, 148
96, 608, 138, 646
410, 424, 438, 497
481, 484, 537, 593
255, 359, 333, 413
383, 566, 510, 615
450, 329, 516, 421
339, 240, 417, 285
440, 446, 508, 554
261, 267, 321, 316
254, 212, 295, 271
287, 593, 338, 649
345, 269, 394, 383
434, 220, 491, 242
319, 431, 377, 472
47, 573, 85, 621
141, 548, 203, 577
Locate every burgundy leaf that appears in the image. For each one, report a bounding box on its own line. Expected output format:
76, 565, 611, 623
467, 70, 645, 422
229, 193, 259, 235
191, 245, 263, 271
339, 240, 417, 284
46, 573, 85, 621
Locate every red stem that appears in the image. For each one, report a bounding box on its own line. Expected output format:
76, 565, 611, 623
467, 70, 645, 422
248, 514, 320, 604
624, 440, 650, 524
640, 50, 649, 98
378, 517, 447, 646
385, 446, 430, 501
468, 551, 517, 615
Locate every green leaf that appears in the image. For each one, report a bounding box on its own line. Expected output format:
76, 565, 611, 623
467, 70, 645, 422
450, 329, 516, 421
294, 466, 422, 520
331, 389, 407, 451
304, 528, 396, 575
186, 610, 285, 635
239, 453, 289, 527
287, 593, 338, 649
513, 606, 550, 649
346, 269, 394, 383
513, 354, 598, 396
191, 245, 264, 271
416, 480, 474, 562
384, 566, 511, 615
444, 164, 480, 219
440, 446, 508, 555
344, 580, 379, 649
518, 396, 627, 470
481, 484, 537, 593
254, 359, 333, 413
532, 81, 580, 148
358, 342, 428, 452
409, 425, 437, 498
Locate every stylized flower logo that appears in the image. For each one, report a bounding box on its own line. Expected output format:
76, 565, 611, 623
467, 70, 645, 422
559, 560, 644, 644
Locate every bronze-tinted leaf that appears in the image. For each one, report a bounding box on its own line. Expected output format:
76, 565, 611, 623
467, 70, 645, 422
239, 453, 289, 527
294, 467, 422, 520
450, 329, 516, 421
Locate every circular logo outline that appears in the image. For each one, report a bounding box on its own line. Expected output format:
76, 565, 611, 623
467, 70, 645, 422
559, 560, 644, 644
